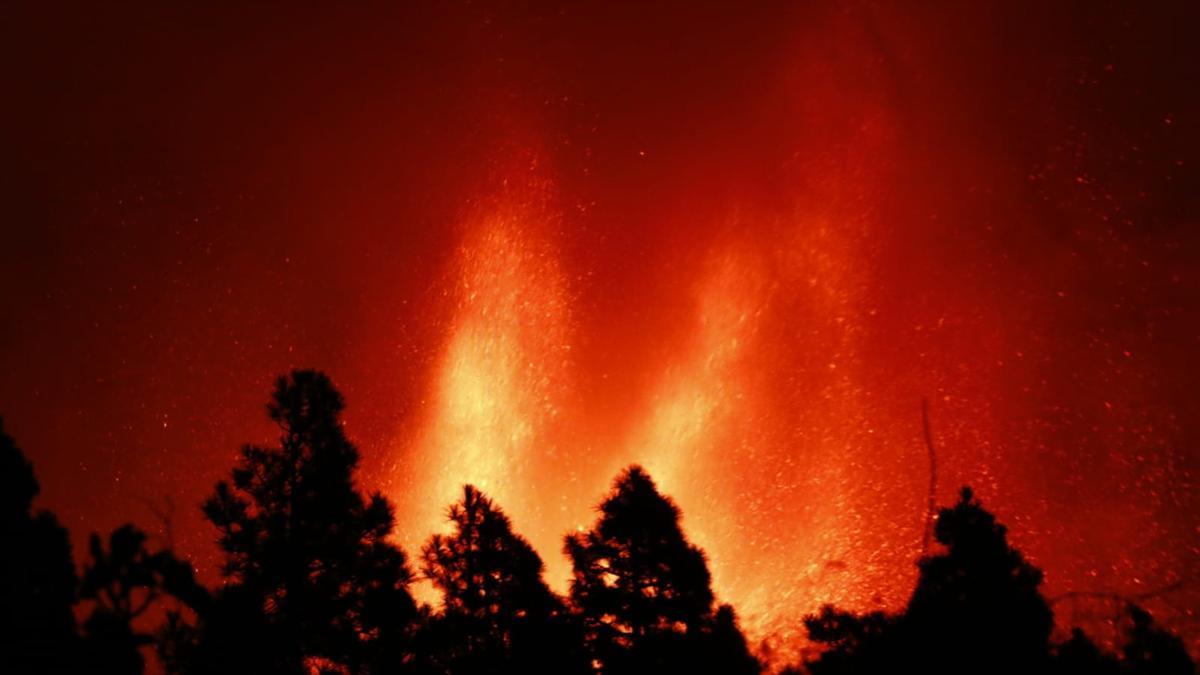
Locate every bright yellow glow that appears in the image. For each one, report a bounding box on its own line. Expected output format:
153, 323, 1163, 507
397, 192, 573, 601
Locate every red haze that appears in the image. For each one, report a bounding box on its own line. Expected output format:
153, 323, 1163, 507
2, 0, 1197, 658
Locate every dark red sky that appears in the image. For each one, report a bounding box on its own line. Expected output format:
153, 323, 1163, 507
2, 0, 1198, 656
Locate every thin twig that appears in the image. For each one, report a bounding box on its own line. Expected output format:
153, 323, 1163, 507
1049, 578, 1191, 607
920, 399, 938, 557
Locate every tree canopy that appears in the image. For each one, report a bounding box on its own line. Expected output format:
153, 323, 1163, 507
421, 484, 588, 675
196, 370, 419, 674
0, 417, 79, 674
0, 373, 1193, 675
566, 465, 759, 675
804, 486, 1194, 675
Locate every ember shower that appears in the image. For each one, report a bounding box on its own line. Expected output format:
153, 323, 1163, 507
1, 0, 1197, 659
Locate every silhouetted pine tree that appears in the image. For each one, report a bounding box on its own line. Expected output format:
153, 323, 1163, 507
904, 486, 1055, 673
804, 487, 1054, 674
421, 485, 589, 675
0, 417, 80, 674
187, 370, 419, 674
566, 465, 760, 675
804, 486, 1197, 675
3, 390, 1197, 675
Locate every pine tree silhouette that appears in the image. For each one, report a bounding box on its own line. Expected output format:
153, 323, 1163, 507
904, 486, 1055, 673
566, 465, 760, 675
421, 485, 589, 675
187, 370, 419, 674
3, 389, 1197, 675
803, 486, 1197, 675
805, 487, 1055, 674
0, 417, 81, 674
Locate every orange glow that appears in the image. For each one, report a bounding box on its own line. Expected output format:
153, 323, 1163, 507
393, 183, 579, 596
618, 241, 773, 623
7, 3, 1195, 667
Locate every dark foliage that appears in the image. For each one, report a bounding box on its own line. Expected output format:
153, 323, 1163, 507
802, 605, 899, 674
1057, 627, 1123, 675
0, 417, 80, 674
79, 524, 204, 675
905, 486, 1055, 672
1, 375, 1194, 675
803, 486, 1196, 675
185, 370, 420, 674
1124, 604, 1195, 675
706, 603, 766, 675
420, 485, 589, 675
566, 465, 761, 675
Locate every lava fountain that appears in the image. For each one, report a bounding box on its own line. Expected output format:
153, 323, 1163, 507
392, 184, 578, 591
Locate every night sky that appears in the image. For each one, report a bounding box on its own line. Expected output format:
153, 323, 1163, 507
2, 0, 1198, 656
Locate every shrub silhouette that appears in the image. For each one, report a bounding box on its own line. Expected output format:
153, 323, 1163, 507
421, 485, 589, 675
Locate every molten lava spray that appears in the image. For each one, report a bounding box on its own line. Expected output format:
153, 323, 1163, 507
393, 181, 587, 593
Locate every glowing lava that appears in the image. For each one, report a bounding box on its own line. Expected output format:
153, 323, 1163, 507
394, 187, 576, 590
